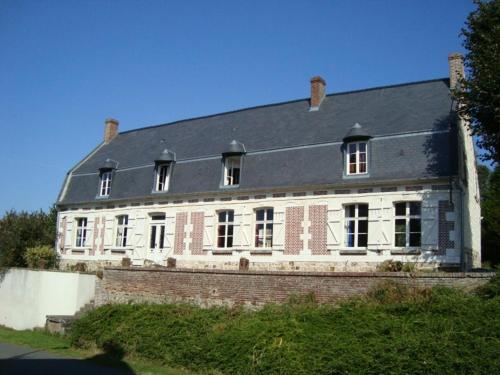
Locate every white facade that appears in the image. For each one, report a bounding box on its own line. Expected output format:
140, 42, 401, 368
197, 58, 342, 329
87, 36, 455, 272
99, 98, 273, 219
57, 180, 472, 272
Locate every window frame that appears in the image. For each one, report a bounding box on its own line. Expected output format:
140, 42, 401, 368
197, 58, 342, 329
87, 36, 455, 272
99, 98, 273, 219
155, 163, 171, 192
75, 217, 88, 248
222, 156, 241, 187
99, 171, 113, 197
345, 141, 368, 176
344, 203, 369, 248
149, 213, 166, 251
254, 208, 274, 249
115, 215, 129, 248
216, 210, 234, 249
394, 201, 422, 248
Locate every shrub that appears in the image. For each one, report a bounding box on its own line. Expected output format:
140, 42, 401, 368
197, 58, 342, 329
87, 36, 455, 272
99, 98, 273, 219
69, 286, 500, 375
475, 273, 500, 299
24, 245, 58, 269
376, 260, 403, 272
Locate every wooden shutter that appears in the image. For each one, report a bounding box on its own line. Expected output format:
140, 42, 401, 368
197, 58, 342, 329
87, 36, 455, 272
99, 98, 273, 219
203, 211, 215, 248
326, 207, 342, 248
272, 208, 285, 250
421, 201, 438, 250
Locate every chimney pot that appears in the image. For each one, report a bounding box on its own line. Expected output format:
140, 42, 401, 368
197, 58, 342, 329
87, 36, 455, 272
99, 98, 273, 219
310, 76, 326, 110
448, 53, 464, 90
104, 118, 119, 144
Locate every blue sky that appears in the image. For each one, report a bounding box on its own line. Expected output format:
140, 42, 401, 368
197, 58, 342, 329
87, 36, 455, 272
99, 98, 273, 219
0, 0, 476, 215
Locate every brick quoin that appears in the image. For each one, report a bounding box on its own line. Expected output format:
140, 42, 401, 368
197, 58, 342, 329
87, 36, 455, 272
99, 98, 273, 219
90, 217, 99, 256
284, 206, 304, 255
174, 212, 188, 255
99, 216, 106, 254
309, 205, 328, 255
59, 217, 67, 254
190, 212, 204, 255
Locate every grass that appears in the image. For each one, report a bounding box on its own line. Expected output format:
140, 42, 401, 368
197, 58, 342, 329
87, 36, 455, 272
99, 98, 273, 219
0, 325, 198, 375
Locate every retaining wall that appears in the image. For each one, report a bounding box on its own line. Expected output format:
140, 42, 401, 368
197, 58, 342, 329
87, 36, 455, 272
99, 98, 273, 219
0, 268, 96, 330
96, 267, 494, 308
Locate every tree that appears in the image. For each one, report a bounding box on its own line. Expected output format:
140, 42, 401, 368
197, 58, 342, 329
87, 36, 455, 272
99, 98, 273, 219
481, 165, 500, 266
0, 206, 58, 268
456, 0, 500, 163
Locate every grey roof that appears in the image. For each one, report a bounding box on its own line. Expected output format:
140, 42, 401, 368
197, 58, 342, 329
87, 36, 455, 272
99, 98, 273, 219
343, 123, 372, 142
59, 78, 457, 205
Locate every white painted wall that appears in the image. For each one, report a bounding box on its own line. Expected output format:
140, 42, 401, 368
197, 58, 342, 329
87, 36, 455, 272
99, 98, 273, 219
0, 268, 96, 330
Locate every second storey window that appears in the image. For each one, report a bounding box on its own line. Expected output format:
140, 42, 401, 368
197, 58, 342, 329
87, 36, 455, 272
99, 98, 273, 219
100, 171, 112, 196
394, 202, 421, 247
115, 215, 129, 247
346, 142, 367, 175
75, 218, 88, 247
155, 164, 170, 192
345, 204, 368, 248
217, 210, 234, 248
255, 208, 273, 248
223, 156, 241, 186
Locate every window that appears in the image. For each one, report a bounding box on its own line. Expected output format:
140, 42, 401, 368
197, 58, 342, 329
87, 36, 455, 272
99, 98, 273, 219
346, 142, 367, 175
100, 171, 112, 196
223, 156, 241, 186
344, 204, 368, 248
149, 214, 166, 251
155, 164, 170, 192
75, 218, 88, 247
255, 208, 273, 248
217, 210, 234, 248
115, 215, 129, 247
394, 202, 421, 247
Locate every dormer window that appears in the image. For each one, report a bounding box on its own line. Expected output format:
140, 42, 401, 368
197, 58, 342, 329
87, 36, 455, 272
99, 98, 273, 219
221, 140, 246, 187
346, 142, 367, 175
154, 148, 175, 192
100, 171, 112, 196
224, 156, 241, 186
343, 123, 371, 176
155, 164, 170, 191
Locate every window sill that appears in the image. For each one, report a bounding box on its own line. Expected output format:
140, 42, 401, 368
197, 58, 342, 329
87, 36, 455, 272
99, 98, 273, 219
390, 248, 422, 255
250, 249, 273, 255
339, 249, 367, 255
211, 249, 233, 254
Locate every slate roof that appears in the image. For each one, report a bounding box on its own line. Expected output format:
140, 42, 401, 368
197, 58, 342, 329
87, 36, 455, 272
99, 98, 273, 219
59, 78, 457, 205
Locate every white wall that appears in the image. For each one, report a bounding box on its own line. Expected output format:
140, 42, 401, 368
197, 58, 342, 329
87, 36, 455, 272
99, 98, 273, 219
0, 268, 96, 330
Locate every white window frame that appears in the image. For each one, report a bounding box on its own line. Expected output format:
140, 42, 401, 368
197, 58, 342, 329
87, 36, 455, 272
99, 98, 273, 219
346, 142, 368, 175
394, 202, 422, 248
217, 210, 234, 248
115, 215, 129, 248
344, 204, 369, 248
149, 214, 166, 251
255, 208, 274, 249
223, 156, 241, 186
75, 218, 88, 248
155, 164, 170, 192
100, 171, 112, 196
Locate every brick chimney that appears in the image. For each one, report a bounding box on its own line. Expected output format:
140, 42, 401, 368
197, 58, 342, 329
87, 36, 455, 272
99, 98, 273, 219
310, 76, 326, 111
448, 53, 464, 90
104, 118, 119, 144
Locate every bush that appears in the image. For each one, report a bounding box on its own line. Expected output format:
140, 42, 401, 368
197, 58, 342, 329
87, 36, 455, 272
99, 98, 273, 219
376, 260, 403, 272
24, 246, 58, 269
69, 285, 500, 375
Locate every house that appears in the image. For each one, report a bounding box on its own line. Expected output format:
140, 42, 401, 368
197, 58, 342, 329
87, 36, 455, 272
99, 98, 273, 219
55, 53, 481, 272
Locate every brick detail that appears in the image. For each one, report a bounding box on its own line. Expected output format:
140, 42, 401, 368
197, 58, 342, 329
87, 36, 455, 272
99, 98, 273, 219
90, 217, 100, 256
405, 186, 423, 191
237, 196, 249, 200
188, 199, 199, 203
381, 187, 398, 192
173, 200, 184, 204
335, 189, 350, 194
254, 194, 267, 199
59, 217, 67, 254
313, 190, 327, 196
309, 205, 328, 255
99, 216, 106, 254
438, 201, 455, 255
203, 198, 215, 202
190, 212, 204, 255
284, 206, 304, 255
358, 188, 373, 193
174, 212, 188, 255
273, 193, 286, 198
293, 192, 307, 197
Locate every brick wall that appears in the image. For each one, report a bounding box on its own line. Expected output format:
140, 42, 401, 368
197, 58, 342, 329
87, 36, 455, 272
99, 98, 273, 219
96, 267, 493, 308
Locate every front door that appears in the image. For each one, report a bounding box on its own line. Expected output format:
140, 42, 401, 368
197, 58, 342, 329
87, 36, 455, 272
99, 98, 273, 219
149, 214, 166, 255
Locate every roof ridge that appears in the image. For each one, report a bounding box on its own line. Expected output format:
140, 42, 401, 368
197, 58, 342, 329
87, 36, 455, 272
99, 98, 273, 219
118, 77, 450, 136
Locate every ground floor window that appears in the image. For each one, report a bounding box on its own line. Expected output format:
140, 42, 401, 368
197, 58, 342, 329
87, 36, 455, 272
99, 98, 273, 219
75, 218, 88, 247
217, 210, 234, 248
115, 215, 129, 247
394, 202, 421, 247
149, 214, 166, 251
255, 208, 273, 248
344, 204, 368, 248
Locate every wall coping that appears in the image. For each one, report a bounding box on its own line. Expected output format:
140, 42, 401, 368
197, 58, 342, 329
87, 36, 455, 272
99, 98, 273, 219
3, 267, 97, 276
104, 267, 496, 279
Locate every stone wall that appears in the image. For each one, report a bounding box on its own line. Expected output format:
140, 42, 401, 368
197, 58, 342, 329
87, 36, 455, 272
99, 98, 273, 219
96, 267, 493, 308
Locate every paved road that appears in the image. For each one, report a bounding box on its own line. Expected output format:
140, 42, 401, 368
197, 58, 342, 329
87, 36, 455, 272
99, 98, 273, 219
0, 342, 134, 374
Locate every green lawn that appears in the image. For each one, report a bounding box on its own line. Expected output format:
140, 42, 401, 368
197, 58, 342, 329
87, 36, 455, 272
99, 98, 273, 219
0, 326, 197, 375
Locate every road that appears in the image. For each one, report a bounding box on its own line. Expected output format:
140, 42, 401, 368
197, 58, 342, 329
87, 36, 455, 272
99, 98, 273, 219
0, 342, 135, 374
